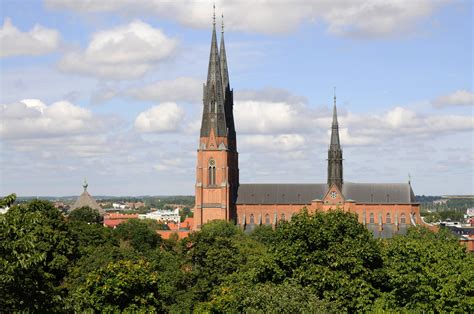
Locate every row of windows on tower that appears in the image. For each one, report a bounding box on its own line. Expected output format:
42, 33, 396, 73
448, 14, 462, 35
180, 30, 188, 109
241, 212, 408, 225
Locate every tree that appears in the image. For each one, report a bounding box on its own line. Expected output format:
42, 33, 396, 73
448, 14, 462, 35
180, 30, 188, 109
197, 281, 340, 313
0, 193, 16, 208
113, 219, 162, 252
67, 247, 187, 312
67, 220, 118, 256
263, 209, 384, 312
69, 259, 167, 311
249, 225, 276, 246
0, 200, 75, 311
180, 220, 267, 304
376, 227, 474, 312
68, 206, 101, 224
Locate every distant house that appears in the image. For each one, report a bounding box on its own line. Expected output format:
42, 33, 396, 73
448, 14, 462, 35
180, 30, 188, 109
138, 208, 180, 223
112, 203, 127, 210
433, 199, 448, 205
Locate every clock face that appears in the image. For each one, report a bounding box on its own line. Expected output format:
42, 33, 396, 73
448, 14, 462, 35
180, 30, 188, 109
209, 159, 215, 166
330, 191, 337, 199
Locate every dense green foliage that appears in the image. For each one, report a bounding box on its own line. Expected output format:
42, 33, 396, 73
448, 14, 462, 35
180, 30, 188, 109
0, 193, 17, 207
0, 200, 75, 311
376, 228, 474, 312
1, 200, 472, 312
68, 206, 102, 224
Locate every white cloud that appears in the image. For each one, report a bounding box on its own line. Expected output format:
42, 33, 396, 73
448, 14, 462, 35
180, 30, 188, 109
0, 99, 107, 139
134, 102, 185, 133
45, 0, 449, 37
128, 77, 202, 102
432, 90, 474, 108
58, 20, 177, 79
240, 134, 306, 152
231, 91, 473, 148
340, 106, 474, 145
0, 18, 60, 57
234, 101, 315, 134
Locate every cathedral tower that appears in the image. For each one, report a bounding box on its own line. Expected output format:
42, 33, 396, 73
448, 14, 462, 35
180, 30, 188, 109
194, 12, 239, 230
327, 92, 343, 190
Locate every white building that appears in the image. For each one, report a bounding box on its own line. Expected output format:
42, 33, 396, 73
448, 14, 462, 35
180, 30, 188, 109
112, 203, 127, 210
139, 208, 180, 223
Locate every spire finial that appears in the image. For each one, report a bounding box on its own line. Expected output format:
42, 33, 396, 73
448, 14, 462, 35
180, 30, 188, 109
213, 4, 216, 26
333, 86, 336, 105
408, 173, 412, 184
82, 178, 88, 191
221, 13, 224, 33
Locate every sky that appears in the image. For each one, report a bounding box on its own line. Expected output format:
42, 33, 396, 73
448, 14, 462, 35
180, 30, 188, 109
0, 0, 473, 197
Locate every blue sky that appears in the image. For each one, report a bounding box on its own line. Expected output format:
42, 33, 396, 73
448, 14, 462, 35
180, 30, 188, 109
1, 0, 473, 196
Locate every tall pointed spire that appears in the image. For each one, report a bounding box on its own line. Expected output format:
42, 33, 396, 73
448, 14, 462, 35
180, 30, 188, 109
330, 87, 340, 148
200, 5, 227, 138
328, 88, 343, 189
220, 13, 229, 93
219, 11, 237, 151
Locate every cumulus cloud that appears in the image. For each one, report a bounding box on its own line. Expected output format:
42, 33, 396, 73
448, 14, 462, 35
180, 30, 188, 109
45, 0, 448, 37
339, 106, 474, 145
230, 91, 473, 148
432, 90, 474, 108
0, 99, 107, 139
234, 101, 317, 134
128, 77, 202, 103
240, 134, 306, 152
58, 20, 177, 79
0, 18, 60, 57
135, 102, 185, 133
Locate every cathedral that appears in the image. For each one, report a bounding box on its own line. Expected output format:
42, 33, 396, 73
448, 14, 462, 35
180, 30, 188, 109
194, 17, 421, 238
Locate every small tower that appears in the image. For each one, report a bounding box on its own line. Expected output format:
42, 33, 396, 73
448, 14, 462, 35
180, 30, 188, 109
71, 179, 104, 215
327, 90, 343, 190
194, 8, 239, 230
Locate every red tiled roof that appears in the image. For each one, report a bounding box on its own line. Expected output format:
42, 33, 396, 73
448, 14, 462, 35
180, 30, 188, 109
105, 213, 139, 219
183, 217, 194, 229
157, 230, 191, 240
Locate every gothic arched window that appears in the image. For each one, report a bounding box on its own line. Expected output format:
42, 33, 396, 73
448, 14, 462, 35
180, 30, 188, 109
400, 213, 406, 224
369, 213, 374, 224
265, 214, 270, 224
208, 159, 216, 185
250, 214, 255, 224
386, 212, 392, 224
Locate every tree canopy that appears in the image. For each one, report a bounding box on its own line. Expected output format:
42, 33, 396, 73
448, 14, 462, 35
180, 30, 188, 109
1, 199, 472, 312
